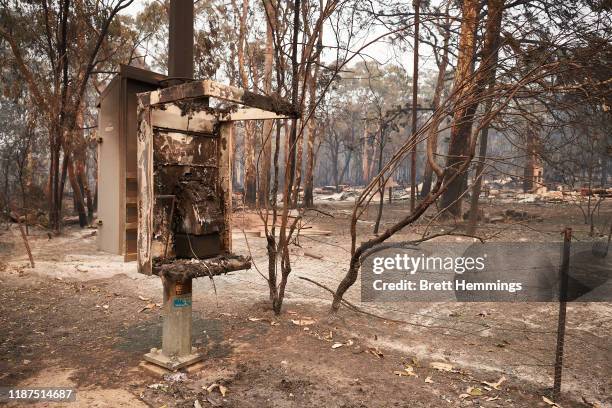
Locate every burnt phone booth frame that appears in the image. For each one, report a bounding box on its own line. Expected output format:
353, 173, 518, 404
137, 79, 295, 370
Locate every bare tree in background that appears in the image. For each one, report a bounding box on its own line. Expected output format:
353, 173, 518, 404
0, 0, 135, 231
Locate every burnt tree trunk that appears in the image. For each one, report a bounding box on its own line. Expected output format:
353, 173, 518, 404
421, 9, 450, 198
48, 132, 62, 231
303, 7, 322, 208
303, 78, 317, 207
439, 0, 481, 218
258, 0, 276, 207
373, 127, 385, 234
467, 0, 505, 233
236, 0, 257, 207
67, 154, 88, 227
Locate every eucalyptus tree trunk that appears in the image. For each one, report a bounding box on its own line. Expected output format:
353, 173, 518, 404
303, 1, 323, 208
236, 0, 257, 206
259, 0, 276, 207
439, 0, 481, 217
421, 9, 450, 198
467, 0, 505, 233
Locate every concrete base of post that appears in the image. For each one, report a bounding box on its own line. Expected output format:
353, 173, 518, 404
144, 277, 203, 371
144, 347, 203, 371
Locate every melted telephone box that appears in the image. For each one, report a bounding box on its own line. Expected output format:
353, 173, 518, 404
136, 79, 294, 370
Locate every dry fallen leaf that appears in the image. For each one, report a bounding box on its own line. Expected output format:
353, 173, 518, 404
138, 295, 150, 301
206, 383, 220, 393
248, 317, 263, 322
291, 318, 315, 326
331, 342, 344, 349
218, 385, 228, 397
467, 386, 483, 396
430, 362, 454, 372
542, 396, 563, 407
482, 376, 506, 390
486, 396, 500, 402
393, 368, 417, 378
139, 303, 157, 313
367, 347, 384, 358
424, 376, 433, 383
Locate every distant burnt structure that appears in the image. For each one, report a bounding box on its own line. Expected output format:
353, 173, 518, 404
523, 132, 545, 193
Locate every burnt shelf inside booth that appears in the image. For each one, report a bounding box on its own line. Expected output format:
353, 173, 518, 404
136, 79, 297, 276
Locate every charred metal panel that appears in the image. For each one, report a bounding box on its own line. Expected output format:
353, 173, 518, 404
151, 127, 224, 260
140, 80, 296, 118
138, 100, 228, 274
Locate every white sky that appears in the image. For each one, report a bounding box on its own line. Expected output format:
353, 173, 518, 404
118, 0, 437, 77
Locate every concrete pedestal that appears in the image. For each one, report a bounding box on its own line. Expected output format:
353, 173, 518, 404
144, 278, 203, 371
144, 347, 203, 371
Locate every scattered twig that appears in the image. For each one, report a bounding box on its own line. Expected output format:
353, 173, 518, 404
304, 251, 323, 260
297, 276, 478, 335
12, 206, 34, 268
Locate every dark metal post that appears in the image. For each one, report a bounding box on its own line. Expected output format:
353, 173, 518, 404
409, 0, 420, 212
553, 227, 571, 401
168, 0, 194, 79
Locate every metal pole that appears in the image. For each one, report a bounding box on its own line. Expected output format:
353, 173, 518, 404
409, 0, 420, 212
553, 227, 571, 401
168, 0, 194, 79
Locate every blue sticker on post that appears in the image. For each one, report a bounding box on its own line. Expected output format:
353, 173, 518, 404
173, 298, 192, 308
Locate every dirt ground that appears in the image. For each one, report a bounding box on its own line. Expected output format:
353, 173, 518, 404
0, 200, 610, 407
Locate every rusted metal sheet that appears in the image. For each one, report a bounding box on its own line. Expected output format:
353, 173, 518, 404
153, 131, 217, 167
137, 101, 154, 275
219, 123, 233, 253
139, 79, 297, 117
218, 107, 290, 121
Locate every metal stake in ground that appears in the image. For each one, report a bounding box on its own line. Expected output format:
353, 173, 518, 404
553, 227, 571, 401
